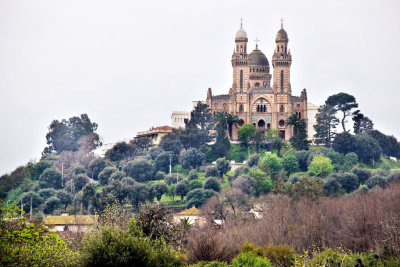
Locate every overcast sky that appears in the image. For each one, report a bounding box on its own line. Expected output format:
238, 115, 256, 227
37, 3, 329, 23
1, 0, 399, 175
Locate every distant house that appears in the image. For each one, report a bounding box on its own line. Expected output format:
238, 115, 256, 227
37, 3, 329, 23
43, 213, 97, 232
135, 125, 174, 146
173, 207, 206, 227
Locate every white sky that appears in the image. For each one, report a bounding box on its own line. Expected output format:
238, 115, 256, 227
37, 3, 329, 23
1, 0, 399, 175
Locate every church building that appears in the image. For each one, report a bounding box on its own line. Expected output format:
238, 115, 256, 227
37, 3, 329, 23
206, 22, 308, 141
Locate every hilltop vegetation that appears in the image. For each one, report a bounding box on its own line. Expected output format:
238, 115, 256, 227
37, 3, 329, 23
1, 93, 400, 266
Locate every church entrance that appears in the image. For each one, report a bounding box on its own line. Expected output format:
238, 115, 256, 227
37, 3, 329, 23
257, 119, 266, 134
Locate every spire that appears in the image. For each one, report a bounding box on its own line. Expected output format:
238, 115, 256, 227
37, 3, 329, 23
281, 18, 284, 28
240, 17, 243, 27
254, 37, 260, 50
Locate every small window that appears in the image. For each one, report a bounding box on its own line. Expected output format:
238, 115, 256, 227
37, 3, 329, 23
279, 119, 285, 127
239, 104, 244, 112
280, 105, 284, 112
255, 82, 260, 88
280, 70, 284, 91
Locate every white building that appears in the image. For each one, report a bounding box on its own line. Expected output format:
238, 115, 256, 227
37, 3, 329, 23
307, 102, 319, 143
171, 111, 190, 129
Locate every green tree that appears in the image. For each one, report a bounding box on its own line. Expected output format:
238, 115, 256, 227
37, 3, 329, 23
323, 176, 342, 196
286, 114, 309, 150
259, 154, 283, 176
189, 179, 203, 190
332, 132, 356, 154
205, 166, 219, 178
295, 150, 310, 171
354, 133, 382, 164
82, 183, 96, 211
282, 154, 300, 175
314, 104, 339, 147
43, 113, 100, 154
214, 112, 240, 140
151, 182, 168, 202
336, 172, 359, 193
266, 129, 285, 157
87, 158, 112, 180
216, 157, 231, 181
365, 175, 387, 189
188, 169, 198, 180
38, 188, 57, 199
175, 181, 189, 201
131, 183, 151, 207
186, 188, 217, 208
179, 148, 205, 169
159, 130, 183, 158
105, 142, 136, 162
73, 173, 90, 191
38, 167, 62, 189
98, 166, 118, 185
109, 171, 127, 181
368, 130, 400, 158
19, 191, 44, 213
238, 123, 256, 145
308, 155, 334, 177
248, 169, 273, 196
154, 171, 166, 180
123, 158, 155, 182
56, 190, 73, 210
289, 176, 323, 201
353, 112, 374, 134
250, 130, 266, 154
0, 203, 75, 266
204, 177, 221, 192
155, 151, 173, 173
43, 196, 63, 214
212, 127, 231, 157
326, 92, 359, 132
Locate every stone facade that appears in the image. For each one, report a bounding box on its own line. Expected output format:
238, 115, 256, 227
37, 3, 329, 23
206, 22, 308, 141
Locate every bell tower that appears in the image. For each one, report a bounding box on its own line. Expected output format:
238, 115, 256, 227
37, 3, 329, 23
231, 20, 249, 93
272, 20, 292, 94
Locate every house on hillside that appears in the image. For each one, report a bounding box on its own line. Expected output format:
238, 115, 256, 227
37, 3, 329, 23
43, 213, 97, 232
173, 207, 206, 227
135, 125, 174, 146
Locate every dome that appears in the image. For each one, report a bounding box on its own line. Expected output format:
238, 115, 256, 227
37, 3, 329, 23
249, 47, 269, 66
235, 25, 247, 39
276, 28, 288, 43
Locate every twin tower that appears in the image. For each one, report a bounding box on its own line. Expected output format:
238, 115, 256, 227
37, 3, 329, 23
206, 22, 308, 141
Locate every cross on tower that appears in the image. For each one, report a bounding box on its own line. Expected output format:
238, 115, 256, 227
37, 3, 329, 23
240, 17, 243, 26
281, 18, 284, 28
254, 37, 260, 48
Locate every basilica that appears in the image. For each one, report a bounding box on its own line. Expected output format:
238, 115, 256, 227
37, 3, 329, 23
205, 22, 309, 141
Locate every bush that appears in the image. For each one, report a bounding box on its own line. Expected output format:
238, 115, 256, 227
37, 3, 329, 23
204, 178, 221, 192
87, 158, 111, 180
282, 155, 300, 175
365, 175, 387, 189
241, 242, 295, 267
154, 171, 167, 180
78, 226, 179, 267
259, 154, 282, 176
180, 148, 206, 169
205, 166, 219, 178
307, 155, 334, 178
186, 189, 217, 208
189, 180, 203, 191
295, 150, 310, 171
231, 252, 272, 267
247, 154, 260, 168
232, 175, 256, 195
165, 174, 184, 185
123, 158, 155, 182
109, 170, 127, 181
98, 166, 118, 185
324, 176, 342, 196
188, 169, 199, 180
352, 168, 371, 184
337, 172, 359, 193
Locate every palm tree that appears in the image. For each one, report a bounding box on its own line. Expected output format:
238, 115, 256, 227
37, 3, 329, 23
214, 112, 240, 140
250, 130, 266, 153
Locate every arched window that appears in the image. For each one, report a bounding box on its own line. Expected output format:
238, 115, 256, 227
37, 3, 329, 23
237, 45, 239, 52
298, 112, 301, 119
240, 70, 243, 89
280, 105, 284, 112
239, 104, 243, 112
240, 45, 243, 52
255, 82, 260, 88
279, 119, 285, 127
263, 105, 266, 112
280, 70, 284, 91
267, 123, 271, 130
277, 46, 279, 52
257, 105, 259, 112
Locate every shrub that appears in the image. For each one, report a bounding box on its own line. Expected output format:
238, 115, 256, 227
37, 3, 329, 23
282, 155, 300, 176
308, 155, 334, 177
78, 226, 179, 267
231, 252, 272, 267
352, 168, 371, 184
98, 166, 118, 185
365, 175, 387, 189
337, 172, 359, 193
154, 171, 167, 180
188, 169, 199, 180
123, 158, 155, 182
204, 178, 221, 192
323, 176, 342, 196
87, 158, 112, 180
232, 175, 256, 195
205, 166, 219, 178
259, 154, 282, 176
190, 180, 203, 191
247, 154, 260, 168
109, 171, 126, 181
295, 150, 310, 171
